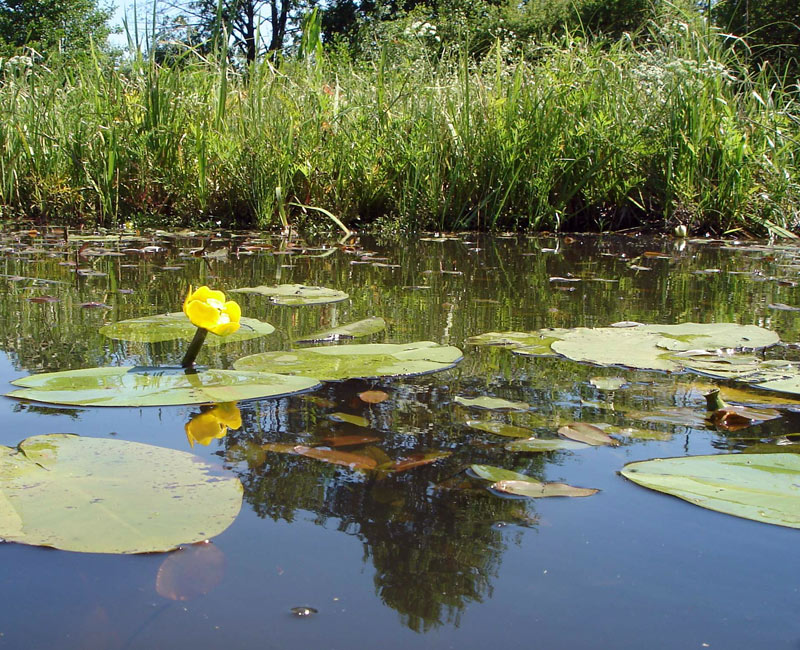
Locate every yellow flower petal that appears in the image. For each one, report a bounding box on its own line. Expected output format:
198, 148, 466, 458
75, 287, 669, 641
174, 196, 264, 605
185, 300, 221, 331
185, 412, 228, 447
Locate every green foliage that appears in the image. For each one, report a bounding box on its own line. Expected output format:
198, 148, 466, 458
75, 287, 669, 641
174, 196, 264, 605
0, 4, 797, 235
712, 0, 800, 72
0, 0, 113, 55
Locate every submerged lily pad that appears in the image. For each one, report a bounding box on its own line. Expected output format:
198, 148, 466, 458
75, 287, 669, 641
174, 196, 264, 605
466, 420, 534, 438
0, 434, 242, 553
295, 317, 386, 342
621, 453, 800, 528
470, 464, 537, 482
455, 396, 530, 411
505, 438, 590, 452
558, 423, 619, 446
233, 342, 462, 381
230, 284, 348, 306
99, 312, 275, 345
7, 367, 320, 407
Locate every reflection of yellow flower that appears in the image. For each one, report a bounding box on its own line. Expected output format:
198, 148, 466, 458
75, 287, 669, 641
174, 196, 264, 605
185, 403, 242, 448
183, 286, 241, 336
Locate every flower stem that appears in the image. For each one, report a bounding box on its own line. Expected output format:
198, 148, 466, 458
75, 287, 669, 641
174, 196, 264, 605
182, 327, 208, 368
704, 388, 727, 411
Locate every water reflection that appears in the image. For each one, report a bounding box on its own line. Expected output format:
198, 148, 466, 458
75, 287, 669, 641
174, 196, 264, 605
184, 402, 242, 448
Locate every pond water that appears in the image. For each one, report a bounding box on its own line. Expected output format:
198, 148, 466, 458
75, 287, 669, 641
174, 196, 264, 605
0, 230, 799, 649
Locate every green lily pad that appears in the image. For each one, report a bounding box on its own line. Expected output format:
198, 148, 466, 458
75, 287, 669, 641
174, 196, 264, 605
230, 284, 348, 306
233, 342, 462, 381
330, 412, 370, 427
0, 434, 242, 553
551, 328, 682, 371
466, 420, 534, 438
99, 312, 275, 345
7, 367, 320, 407
639, 322, 780, 351
295, 317, 386, 342
455, 396, 530, 411
505, 438, 590, 452
467, 331, 563, 356
621, 453, 800, 528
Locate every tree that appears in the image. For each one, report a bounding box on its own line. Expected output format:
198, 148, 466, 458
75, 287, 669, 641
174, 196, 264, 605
0, 0, 113, 55
178, 0, 304, 61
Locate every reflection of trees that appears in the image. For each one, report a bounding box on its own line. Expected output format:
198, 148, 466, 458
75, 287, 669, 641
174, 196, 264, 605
227, 382, 537, 631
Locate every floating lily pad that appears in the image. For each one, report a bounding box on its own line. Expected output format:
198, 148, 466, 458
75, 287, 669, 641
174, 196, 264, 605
7, 367, 320, 407
0, 434, 242, 553
455, 396, 530, 411
233, 342, 462, 381
639, 322, 780, 352
621, 453, 800, 528
505, 438, 590, 452
99, 312, 275, 345
467, 331, 563, 356
330, 412, 370, 427
295, 317, 386, 342
466, 420, 534, 438
230, 284, 348, 305
552, 328, 682, 371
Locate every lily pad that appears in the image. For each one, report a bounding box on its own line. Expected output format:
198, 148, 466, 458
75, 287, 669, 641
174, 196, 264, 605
639, 322, 780, 352
466, 420, 534, 438
455, 396, 530, 411
0, 434, 242, 553
551, 328, 682, 371
7, 367, 320, 407
233, 342, 462, 381
620, 453, 800, 528
295, 317, 386, 342
230, 284, 348, 306
99, 312, 275, 345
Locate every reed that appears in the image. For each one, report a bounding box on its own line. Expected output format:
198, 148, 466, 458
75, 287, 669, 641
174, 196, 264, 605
0, 7, 796, 235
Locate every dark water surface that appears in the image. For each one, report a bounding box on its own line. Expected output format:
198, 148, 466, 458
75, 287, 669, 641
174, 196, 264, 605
0, 231, 799, 649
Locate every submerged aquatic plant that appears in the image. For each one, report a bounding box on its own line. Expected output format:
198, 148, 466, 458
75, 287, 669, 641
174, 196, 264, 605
182, 286, 242, 367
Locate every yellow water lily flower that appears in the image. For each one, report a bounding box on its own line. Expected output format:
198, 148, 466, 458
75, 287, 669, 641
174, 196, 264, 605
183, 285, 241, 336
185, 403, 242, 448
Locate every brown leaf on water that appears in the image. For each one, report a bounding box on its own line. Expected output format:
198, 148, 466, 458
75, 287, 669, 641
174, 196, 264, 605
80, 302, 112, 309
156, 542, 225, 601
384, 451, 451, 473
322, 434, 381, 447
708, 406, 781, 431
358, 390, 389, 404
558, 422, 619, 446
293, 445, 378, 470
492, 479, 599, 498
28, 295, 59, 303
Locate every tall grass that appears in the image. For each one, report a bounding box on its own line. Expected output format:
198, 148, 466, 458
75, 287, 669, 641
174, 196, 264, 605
0, 7, 797, 235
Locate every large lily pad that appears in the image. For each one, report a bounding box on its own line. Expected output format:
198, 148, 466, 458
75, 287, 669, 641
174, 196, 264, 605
233, 342, 462, 381
620, 453, 800, 528
551, 328, 681, 371
295, 317, 386, 342
230, 284, 348, 306
0, 434, 243, 553
639, 322, 780, 351
99, 312, 275, 345
469, 323, 781, 372
7, 367, 320, 407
